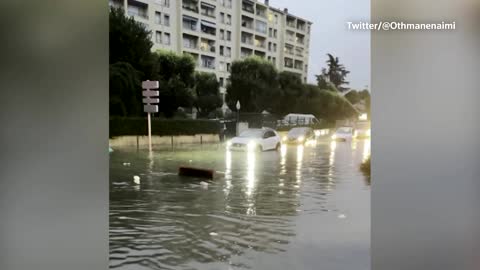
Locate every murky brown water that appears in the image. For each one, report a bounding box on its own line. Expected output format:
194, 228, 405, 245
110, 139, 370, 270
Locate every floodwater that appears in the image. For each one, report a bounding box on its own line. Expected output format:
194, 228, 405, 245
110, 138, 370, 270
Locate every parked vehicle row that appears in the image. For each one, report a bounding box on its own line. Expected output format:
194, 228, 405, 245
226, 123, 370, 152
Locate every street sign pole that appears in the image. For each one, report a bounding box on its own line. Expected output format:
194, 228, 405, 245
147, 112, 152, 152
142, 80, 160, 153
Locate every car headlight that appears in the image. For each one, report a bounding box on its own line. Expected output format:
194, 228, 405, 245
298, 136, 304, 142
226, 140, 232, 147
282, 136, 287, 141
331, 134, 337, 139
247, 141, 257, 151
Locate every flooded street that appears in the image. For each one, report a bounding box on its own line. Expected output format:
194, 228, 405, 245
110, 138, 370, 270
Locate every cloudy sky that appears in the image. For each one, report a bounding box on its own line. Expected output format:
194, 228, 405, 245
270, 0, 370, 90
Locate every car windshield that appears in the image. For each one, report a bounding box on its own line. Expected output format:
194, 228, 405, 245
239, 129, 264, 138
288, 128, 309, 136
336, 127, 352, 134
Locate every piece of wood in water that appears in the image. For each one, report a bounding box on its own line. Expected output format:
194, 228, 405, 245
178, 166, 214, 179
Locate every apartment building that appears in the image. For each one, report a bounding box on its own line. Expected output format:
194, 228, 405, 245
110, 0, 312, 101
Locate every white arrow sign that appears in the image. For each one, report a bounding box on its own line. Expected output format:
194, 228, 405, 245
143, 98, 160, 104
142, 80, 159, 89
142, 90, 159, 97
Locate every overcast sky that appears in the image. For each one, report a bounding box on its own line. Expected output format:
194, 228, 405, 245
270, 0, 370, 90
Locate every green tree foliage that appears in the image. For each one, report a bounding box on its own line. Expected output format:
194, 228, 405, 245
345, 90, 361, 104
225, 56, 279, 113
109, 7, 154, 79
316, 53, 350, 92
295, 84, 357, 121
272, 71, 304, 115
152, 51, 196, 117
109, 62, 142, 117
194, 72, 223, 117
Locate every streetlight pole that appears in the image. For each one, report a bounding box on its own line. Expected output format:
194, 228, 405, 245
236, 100, 241, 122
236, 101, 241, 136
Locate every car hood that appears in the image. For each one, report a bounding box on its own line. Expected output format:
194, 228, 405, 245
230, 137, 260, 144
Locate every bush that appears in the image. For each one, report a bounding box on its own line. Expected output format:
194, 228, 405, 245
110, 117, 221, 138
360, 157, 371, 176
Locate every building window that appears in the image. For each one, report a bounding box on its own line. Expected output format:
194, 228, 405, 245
272, 57, 276, 65
268, 28, 273, 37
268, 42, 272, 51
221, 0, 232, 8
225, 46, 231, 57
219, 29, 225, 40
273, 43, 277, 52
220, 12, 225, 24
219, 45, 224, 56
226, 31, 231, 41
164, 33, 171, 45
155, 0, 169, 7
155, 12, 162, 24
226, 14, 231, 25
273, 29, 278, 38
227, 63, 231, 71
219, 61, 225, 71
164, 14, 170, 26
219, 77, 224, 87
155, 31, 162, 44
256, 21, 267, 34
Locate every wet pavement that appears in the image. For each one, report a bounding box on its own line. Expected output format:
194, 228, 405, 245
110, 138, 370, 270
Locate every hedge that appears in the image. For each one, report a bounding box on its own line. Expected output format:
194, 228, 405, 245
110, 117, 221, 138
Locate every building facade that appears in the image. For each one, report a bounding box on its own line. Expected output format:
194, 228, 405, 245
110, 0, 312, 102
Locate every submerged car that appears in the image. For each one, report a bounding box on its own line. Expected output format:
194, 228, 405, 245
354, 121, 371, 139
227, 128, 282, 152
283, 127, 315, 145
332, 127, 355, 142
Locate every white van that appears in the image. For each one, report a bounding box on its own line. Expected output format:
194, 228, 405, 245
280, 114, 320, 126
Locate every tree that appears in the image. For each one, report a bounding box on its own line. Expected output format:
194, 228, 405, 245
194, 72, 222, 117
316, 53, 350, 92
272, 71, 304, 115
295, 84, 357, 122
109, 62, 142, 117
152, 51, 196, 118
109, 7, 154, 79
345, 90, 361, 104
225, 56, 279, 113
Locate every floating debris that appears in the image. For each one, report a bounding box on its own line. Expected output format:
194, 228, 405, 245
133, 175, 141, 184
209, 232, 218, 236
179, 166, 214, 179
200, 181, 209, 189
338, 214, 347, 219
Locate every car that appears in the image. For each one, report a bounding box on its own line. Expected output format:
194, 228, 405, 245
227, 128, 282, 152
282, 127, 315, 145
354, 121, 371, 139
332, 127, 355, 142
278, 113, 320, 127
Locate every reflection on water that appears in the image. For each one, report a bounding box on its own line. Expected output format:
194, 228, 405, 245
110, 138, 370, 270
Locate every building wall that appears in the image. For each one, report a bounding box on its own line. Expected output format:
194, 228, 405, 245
110, 0, 312, 101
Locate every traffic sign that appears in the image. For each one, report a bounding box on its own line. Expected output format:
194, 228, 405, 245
144, 104, 158, 113
142, 90, 159, 97
142, 80, 159, 89
143, 98, 160, 104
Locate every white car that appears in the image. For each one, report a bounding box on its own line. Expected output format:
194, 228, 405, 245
332, 127, 355, 142
227, 128, 282, 152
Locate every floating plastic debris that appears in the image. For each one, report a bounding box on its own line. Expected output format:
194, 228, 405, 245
209, 232, 218, 236
338, 214, 346, 219
133, 175, 141, 184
